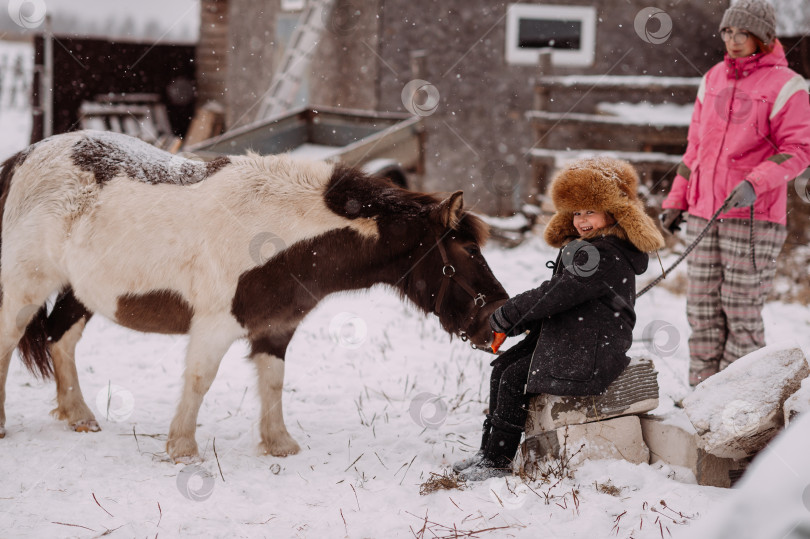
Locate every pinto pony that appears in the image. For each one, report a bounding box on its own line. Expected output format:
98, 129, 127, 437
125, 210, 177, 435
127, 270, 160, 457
0, 131, 507, 461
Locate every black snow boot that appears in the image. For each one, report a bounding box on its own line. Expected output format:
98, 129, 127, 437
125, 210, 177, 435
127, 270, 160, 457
457, 417, 523, 482
452, 415, 491, 473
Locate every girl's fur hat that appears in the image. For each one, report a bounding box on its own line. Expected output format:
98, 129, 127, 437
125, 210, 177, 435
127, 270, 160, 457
544, 157, 665, 253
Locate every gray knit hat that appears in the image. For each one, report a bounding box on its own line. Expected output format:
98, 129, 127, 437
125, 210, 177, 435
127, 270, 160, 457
720, 0, 777, 44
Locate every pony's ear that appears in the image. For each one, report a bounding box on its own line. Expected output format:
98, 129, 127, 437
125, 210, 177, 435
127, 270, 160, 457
435, 191, 464, 229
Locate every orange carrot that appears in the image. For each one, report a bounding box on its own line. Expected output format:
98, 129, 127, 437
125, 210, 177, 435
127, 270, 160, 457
491, 332, 507, 354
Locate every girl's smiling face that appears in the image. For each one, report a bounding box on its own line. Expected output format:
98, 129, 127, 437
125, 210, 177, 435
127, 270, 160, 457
573, 209, 612, 236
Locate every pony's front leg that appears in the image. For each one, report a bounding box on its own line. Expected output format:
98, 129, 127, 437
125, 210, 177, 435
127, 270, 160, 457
167, 318, 238, 462
252, 350, 300, 457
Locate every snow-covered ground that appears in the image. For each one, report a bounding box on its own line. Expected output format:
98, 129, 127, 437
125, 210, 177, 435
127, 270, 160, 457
2, 40, 810, 539
0, 241, 730, 539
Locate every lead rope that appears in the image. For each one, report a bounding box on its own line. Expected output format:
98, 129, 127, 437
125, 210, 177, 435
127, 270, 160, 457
749, 205, 758, 272
638, 194, 759, 297
637, 203, 726, 298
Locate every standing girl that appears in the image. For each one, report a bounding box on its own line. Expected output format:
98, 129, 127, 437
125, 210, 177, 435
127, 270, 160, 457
660, 0, 810, 386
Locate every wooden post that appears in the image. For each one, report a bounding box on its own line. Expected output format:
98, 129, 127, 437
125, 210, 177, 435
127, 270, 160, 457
196, 0, 229, 117
530, 49, 554, 199
30, 36, 43, 144
409, 49, 427, 80
533, 49, 552, 111
42, 14, 53, 138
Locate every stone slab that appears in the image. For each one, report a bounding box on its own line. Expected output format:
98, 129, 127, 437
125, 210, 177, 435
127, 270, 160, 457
683, 344, 809, 459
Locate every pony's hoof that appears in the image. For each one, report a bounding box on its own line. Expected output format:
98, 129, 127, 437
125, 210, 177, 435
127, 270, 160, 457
167, 437, 200, 463
260, 435, 301, 457
173, 454, 202, 465
0, 426, 5, 439
73, 420, 101, 433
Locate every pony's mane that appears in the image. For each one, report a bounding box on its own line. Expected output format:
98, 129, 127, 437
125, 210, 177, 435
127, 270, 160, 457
388, 188, 491, 245
327, 164, 490, 245
455, 211, 490, 246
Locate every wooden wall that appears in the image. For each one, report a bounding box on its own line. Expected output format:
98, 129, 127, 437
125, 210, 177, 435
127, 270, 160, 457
196, 0, 230, 107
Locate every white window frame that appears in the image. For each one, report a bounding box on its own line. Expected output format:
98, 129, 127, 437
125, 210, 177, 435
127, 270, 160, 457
505, 4, 596, 67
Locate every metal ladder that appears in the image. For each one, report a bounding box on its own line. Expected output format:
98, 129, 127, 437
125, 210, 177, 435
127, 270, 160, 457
255, 0, 336, 121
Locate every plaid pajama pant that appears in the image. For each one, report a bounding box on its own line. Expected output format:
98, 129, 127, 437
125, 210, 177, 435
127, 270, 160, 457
685, 215, 787, 385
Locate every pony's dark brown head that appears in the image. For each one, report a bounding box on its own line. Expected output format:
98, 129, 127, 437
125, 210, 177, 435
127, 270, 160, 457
324, 166, 508, 349
409, 191, 509, 348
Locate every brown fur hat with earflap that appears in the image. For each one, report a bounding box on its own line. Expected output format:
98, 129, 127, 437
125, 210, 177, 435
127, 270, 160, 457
543, 157, 665, 253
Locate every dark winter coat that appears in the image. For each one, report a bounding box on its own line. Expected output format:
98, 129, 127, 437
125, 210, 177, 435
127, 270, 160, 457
491, 232, 648, 396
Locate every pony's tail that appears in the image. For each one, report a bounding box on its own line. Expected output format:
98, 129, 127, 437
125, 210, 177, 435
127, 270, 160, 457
0, 151, 20, 201
17, 306, 54, 379
1, 149, 55, 379
0, 150, 27, 231
0, 151, 21, 246
17, 289, 91, 380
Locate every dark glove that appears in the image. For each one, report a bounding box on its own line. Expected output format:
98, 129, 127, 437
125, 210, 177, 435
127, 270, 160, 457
489, 306, 513, 334
723, 180, 757, 211
659, 208, 684, 234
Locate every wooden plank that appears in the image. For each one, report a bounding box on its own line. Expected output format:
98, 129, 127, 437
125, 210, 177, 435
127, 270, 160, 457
82, 116, 108, 131
121, 115, 141, 137
184, 101, 225, 147
527, 148, 682, 166
526, 110, 692, 130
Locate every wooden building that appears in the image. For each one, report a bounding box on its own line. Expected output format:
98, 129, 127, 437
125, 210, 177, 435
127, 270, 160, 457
207, 0, 747, 214
29, 0, 808, 216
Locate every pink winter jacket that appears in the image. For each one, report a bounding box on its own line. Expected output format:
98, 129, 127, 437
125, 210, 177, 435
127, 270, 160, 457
663, 40, 810, 225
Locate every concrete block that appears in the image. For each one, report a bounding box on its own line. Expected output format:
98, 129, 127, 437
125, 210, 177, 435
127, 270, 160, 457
683, 344, 809, 460
640, 412, 747, 488
518, 415, 649, 474
525, 357, 659, 435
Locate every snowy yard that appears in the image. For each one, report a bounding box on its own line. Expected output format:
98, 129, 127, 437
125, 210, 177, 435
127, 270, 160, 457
1, 241, 732, 539
1, 40, 810, 539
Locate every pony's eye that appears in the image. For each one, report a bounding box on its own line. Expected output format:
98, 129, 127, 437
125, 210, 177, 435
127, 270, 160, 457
465, 246, 479, 256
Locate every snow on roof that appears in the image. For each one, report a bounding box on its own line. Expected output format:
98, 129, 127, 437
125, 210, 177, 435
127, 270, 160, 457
0, 0, 199, 44
526, 109, 691, 128
537, 75, 701, 88
596, 102, 694, 127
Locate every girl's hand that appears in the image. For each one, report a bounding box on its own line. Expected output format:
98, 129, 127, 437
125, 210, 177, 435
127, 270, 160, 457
659, 208, 684, 234
489, 306, 511, 334
723, 180, 757, 210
